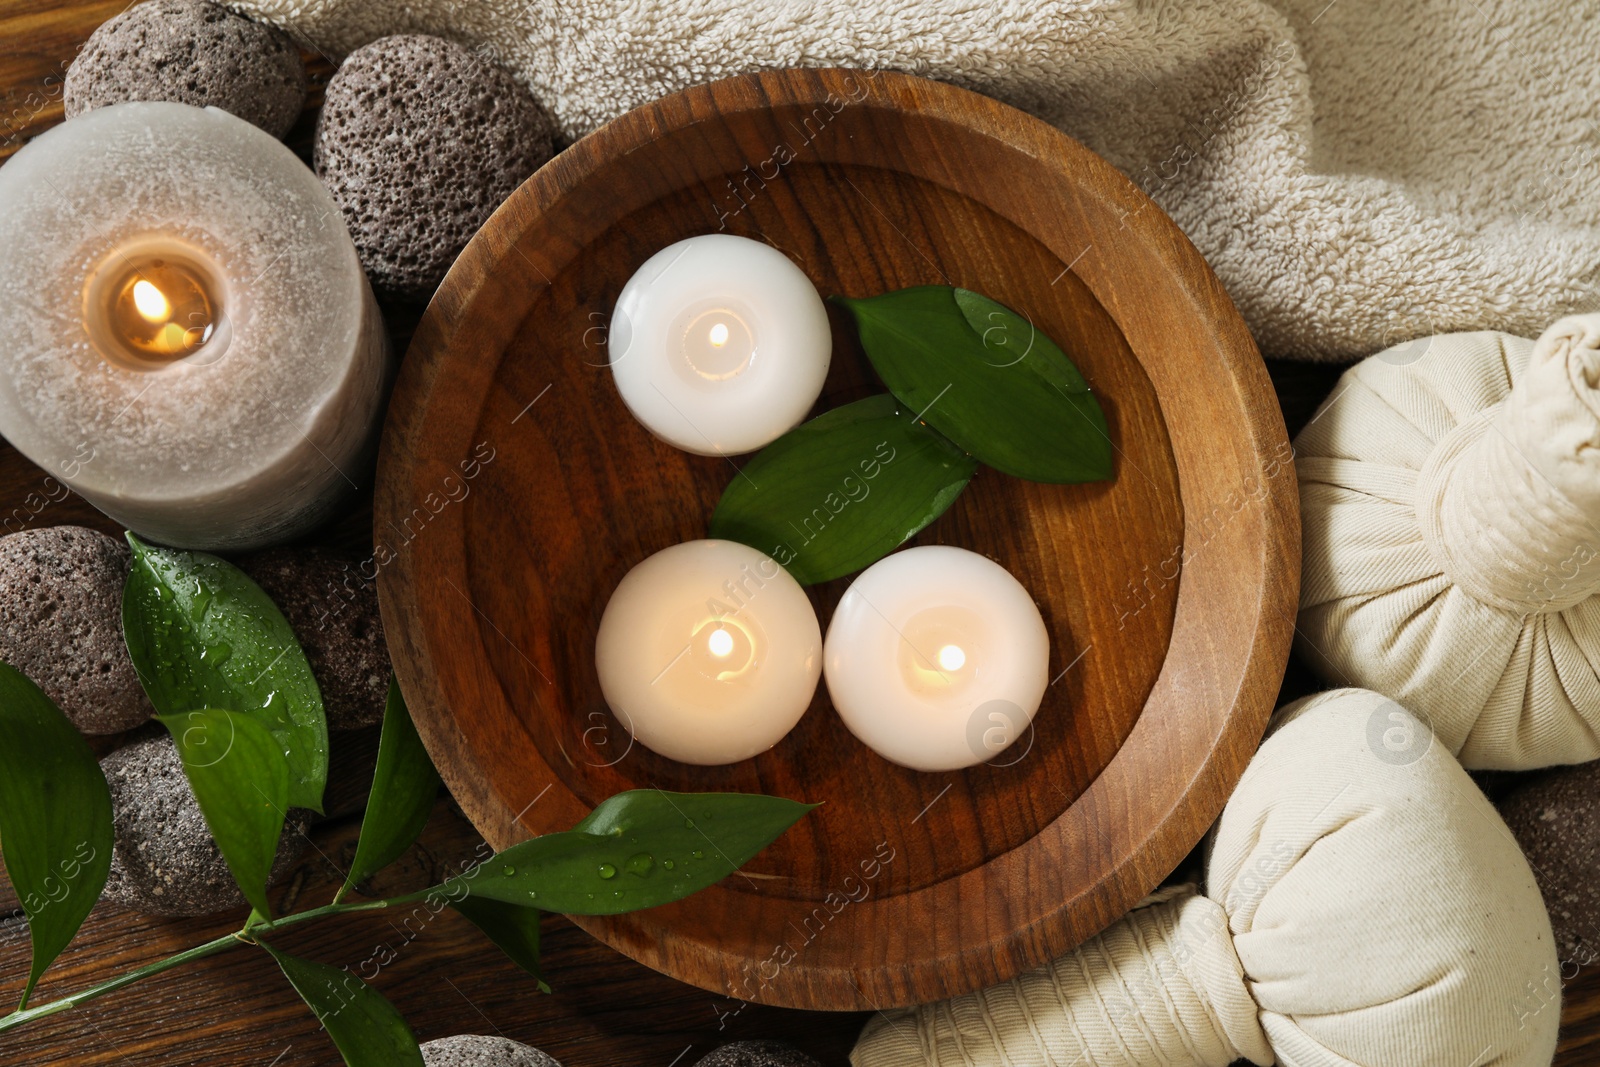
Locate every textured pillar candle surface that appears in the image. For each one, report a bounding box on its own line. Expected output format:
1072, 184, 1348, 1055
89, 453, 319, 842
0, 101, 387, 550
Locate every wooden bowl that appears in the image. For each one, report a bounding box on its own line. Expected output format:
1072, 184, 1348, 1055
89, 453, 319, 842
376, 68, 1298, 1012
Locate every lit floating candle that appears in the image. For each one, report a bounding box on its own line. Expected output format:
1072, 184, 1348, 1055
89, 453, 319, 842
0, 102, 387, 550
824, 546, 1049, 771
608, 234, 831, 456
595, 539, 822, 765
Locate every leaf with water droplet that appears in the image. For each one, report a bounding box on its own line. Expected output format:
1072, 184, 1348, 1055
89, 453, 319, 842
448, 791, 814, 916
122, 534, 328, 812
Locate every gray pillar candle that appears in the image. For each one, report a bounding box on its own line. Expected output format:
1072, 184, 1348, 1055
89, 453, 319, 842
0, 101, 388, 550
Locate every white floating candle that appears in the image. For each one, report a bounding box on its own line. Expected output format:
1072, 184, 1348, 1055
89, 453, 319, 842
0, 102, 387, 550
595, 539, 822, 765
608, 234, 831, 456
824, 546, 1049, 771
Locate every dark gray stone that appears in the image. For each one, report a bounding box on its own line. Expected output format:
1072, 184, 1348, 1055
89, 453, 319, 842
237, 548, 387, 730
314, 34, 557, 300
0, 526, 151, 734
1499, 759, 1600, 969
420, 1035, 562, 1067
101, 735, 307, 917
694, 1042, 824, 1067
64, 0, 307, 138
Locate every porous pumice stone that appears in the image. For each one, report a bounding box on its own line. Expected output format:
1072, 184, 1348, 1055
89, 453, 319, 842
1498, 760, 1600, 968
314, 34, 557, 300
0, 526, 151, 734
420, 1035, 562, 1067
63, 0, 307, 139
101, 736, 308, 917
237, 548, 387, 730
694, 1042, 823, 1067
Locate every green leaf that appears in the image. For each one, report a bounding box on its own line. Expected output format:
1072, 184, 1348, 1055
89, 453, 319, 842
122, 533, 329, 812
709, 394, 977, 584
455, 790, 814, 915
451, 896, 549, 992
0, 662, 113, 1010
339, 680, 441, 900
261, 941, 424, 1067
835, 286, 1114, 483
158, 710, 288, 919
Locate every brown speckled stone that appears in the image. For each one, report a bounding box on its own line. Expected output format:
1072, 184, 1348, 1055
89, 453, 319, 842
236, 548, 387, 730
0, 526, 151, 734
421, 1035, 562, 1067
1498, 760, 1600, 968
64, 0, 307, 139
101, 735, 307, 917
314, 34, 557, 300
694, 1042, 823, 1067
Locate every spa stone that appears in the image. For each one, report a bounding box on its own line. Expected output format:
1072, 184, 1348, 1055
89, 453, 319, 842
420, 1035, 562, 1067
314, 34, 557, 300
0, 526, 151, 734
1498, 760, 1600, 969
238, 548, 387, 730
694, 1042, 823, 1067
64, 0, 307, 138
101, 735, 308, 917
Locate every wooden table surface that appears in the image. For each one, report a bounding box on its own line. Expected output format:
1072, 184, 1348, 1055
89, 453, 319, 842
0, 3, 1598, 1065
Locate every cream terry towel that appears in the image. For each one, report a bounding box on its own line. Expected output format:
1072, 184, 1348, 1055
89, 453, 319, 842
229, 0, 1600, 361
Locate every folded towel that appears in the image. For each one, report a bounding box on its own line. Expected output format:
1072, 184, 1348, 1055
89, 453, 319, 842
229, 0, 1600, 362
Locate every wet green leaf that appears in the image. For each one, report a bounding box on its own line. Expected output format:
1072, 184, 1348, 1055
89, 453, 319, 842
340, 680, 440, 899
835, 286, 1113, 483
262, 941, 423, 1067
0, 662, 113, 1009
122, 533, 328, 812
159, 710, 287, 919
454, 790, 814, 915
710, 394, 976, 584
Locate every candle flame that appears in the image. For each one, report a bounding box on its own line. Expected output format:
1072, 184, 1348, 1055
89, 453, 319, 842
131, 279, 171, 323
937, 644, 966, 672
707, 627, 735, 657
708, 321, 730, 348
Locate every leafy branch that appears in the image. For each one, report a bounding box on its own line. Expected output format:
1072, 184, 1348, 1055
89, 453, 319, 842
0, 536, 813, 1064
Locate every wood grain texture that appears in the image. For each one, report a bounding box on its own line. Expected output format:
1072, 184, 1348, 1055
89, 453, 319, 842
0, 800, 866, 1067
375, 67, 1300, 1011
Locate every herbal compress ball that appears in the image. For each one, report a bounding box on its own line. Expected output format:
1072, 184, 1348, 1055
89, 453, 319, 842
64, 0, 307, 138
314, 34, 557, 300
1499, 761, 1600, 969
0, 526, 151, 734
1296, 313, 1600, 769
854, 689, 1559, 1067
101, 735, 308, 916
420, 1035, 562, 1067
238, 548, 387, 730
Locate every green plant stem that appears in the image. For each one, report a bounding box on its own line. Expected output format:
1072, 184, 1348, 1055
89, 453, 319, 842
0, 891, 430, 1036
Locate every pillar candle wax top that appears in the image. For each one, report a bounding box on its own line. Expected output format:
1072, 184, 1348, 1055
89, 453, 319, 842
0, 101, 385, 549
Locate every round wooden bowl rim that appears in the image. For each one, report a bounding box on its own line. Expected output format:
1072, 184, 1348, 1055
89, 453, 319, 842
376, 67, 1299, 1010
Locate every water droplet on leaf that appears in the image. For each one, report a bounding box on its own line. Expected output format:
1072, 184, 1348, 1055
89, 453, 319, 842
597, 863, 617, 880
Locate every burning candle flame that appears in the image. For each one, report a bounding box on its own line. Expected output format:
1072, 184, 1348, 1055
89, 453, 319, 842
131, 279, 171, 323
